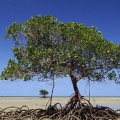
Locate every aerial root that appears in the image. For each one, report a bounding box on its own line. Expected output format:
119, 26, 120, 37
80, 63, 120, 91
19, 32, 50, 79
0, 100, 120, 120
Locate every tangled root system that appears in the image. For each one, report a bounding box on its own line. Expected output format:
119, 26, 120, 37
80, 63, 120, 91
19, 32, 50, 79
0, 97, 120, 120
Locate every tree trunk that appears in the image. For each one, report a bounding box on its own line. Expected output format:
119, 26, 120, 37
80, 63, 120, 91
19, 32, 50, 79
70, 73, 82, 101
43, 95, 46, 98
64, 73, 83, 109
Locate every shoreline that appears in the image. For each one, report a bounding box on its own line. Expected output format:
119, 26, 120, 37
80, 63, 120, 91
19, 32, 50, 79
0, 96, 119, 110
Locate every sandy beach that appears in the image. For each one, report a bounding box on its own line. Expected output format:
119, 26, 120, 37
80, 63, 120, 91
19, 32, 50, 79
0, 97, 119, 120
0, 96, 120, 110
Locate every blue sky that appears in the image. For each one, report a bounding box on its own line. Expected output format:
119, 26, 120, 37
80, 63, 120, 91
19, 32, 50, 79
0, 0, 120, 96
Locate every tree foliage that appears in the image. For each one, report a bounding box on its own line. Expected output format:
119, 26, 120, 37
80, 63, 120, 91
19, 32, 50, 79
1, 15, 120, 84
39, 89, 49, 98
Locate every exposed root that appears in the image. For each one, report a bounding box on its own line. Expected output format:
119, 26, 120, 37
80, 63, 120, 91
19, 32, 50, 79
0, 97, 120, 120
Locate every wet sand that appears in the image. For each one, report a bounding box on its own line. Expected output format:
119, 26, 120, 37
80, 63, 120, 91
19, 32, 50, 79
0, 97, 120, 110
